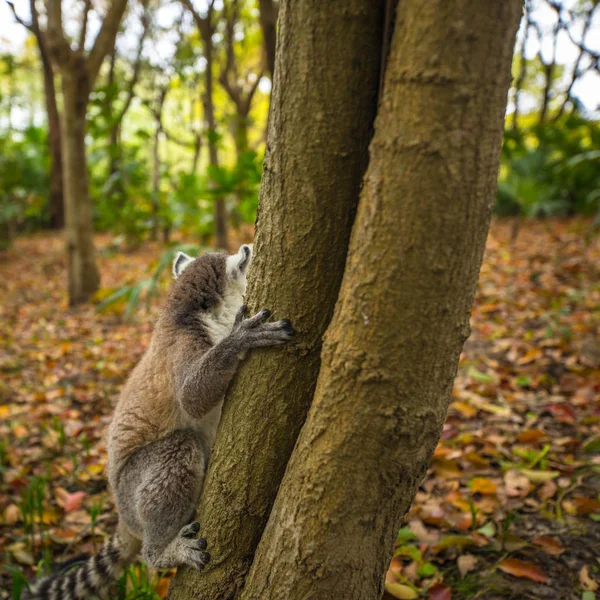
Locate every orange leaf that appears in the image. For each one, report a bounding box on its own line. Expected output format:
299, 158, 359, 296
471, 477, 497, 495
499, 558, 549, 583
55, 488, 86, 513
532, 536, 565, 556
516, 348, 542, 365
450, 401, 478, 418
517, 429, 546, 443
572, 497, 600, 515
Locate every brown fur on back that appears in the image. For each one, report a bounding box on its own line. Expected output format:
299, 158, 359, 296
107, 253, 228, 488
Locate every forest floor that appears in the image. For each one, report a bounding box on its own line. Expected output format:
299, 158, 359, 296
0, 219, 599, 600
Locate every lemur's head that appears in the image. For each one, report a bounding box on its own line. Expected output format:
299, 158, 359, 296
172, 244, 252, 287
167, 245, 252, 330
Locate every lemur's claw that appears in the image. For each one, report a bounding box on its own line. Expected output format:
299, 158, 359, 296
180, 521, 200, 538
280, 319, 295, 334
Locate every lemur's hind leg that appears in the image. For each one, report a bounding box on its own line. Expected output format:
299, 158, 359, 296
117, 429, 210, 570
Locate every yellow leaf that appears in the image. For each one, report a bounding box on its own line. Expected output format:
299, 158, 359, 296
518, 469, 559, 483
471, 477, 497, 495
384, 582, 418, 599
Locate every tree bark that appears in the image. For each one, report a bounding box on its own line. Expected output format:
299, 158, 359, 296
240, 1, 522, 599
61, 69, 100, 305
167, 1, 385, 598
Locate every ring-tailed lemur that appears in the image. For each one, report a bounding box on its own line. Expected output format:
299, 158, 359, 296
28, 244, 294, 599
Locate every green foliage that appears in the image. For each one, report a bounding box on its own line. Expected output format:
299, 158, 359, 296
0, 127, 51, 247
96, 243, 205, 318
498, 112, 600, 219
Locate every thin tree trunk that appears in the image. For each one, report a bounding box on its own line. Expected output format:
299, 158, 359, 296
258, 0, 277, 78
201, 21, 228, 251
512, 10, 530, 131
61, 70, 100, 305
233, 112, 249, 158
151, 125, 160, 241
38, 40, 64, 229
167, 1, 385, 598
240, 1, 522, 599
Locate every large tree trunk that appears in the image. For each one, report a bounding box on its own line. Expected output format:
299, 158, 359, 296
168, 1, 385, 599
61, 70, 100, 305
239, 1, 522, 599
39, 42, 64, 229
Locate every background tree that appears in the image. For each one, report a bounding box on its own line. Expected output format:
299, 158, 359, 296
5, 0, 64, 229
181, 0, 229, 250
43, 0, 129, 304
168, 0, 385, 597
257, 0, 277, 78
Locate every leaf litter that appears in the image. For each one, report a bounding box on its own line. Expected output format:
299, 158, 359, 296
0, 220, 599, 600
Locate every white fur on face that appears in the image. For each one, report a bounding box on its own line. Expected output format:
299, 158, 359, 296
203, 245, 253, 346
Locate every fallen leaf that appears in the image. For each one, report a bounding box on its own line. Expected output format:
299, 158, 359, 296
450, 401, 478, 418
518, 468, 560, 483
499, 558, 549, 583
3, 503, 21, 524
55, 488, 86, 513
471, 477, 497, 495
457, 553, 478, 578
517, 429, 547, 443
571, 497, 600, 516
544, 403, 576, 424
579, 566, 599, 592
505, 469, 532, 497
428, 583, 452, 600
532, 536, 565, 556
384, 582, 418, 599
537, 479, 557, 501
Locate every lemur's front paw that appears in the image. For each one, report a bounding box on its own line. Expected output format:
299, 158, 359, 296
232, 306, 295, 348
178, 522, 210, 569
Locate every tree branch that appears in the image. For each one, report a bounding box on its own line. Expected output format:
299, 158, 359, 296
78, 0, 92, 52
5, 0, 32, 30
113, 0, 150, 125
86, 0, 129, 84
554, 4, 597, 119
45, 0, 72, 65
180, 0, 211, 40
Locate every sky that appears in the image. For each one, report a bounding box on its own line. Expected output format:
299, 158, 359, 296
0, 0, 599, 114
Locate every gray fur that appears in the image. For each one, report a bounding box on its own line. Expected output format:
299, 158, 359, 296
27, 244, 294, 598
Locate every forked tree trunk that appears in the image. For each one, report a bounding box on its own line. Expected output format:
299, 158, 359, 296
167, 1, 385, 598
239, 1, 522, 599
61, 70, 100, 305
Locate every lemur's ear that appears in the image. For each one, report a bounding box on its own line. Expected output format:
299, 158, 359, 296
226, 244, 252, 278
173, 252, 195, 278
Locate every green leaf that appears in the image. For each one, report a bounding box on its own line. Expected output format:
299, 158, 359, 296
396, 527, 417, 545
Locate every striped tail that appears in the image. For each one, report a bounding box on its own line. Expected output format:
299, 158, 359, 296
27, 527, 138, 600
